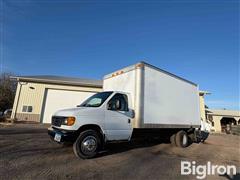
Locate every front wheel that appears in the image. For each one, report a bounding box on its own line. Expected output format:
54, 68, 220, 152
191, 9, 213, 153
73, 130, 101, 159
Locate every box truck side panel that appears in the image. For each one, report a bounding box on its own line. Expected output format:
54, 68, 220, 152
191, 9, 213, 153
143, 66, 200, 128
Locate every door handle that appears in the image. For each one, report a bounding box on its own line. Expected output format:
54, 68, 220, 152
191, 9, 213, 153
128, 119, 131, 123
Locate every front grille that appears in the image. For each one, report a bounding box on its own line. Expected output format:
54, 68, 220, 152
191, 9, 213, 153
52, 116, 65, 127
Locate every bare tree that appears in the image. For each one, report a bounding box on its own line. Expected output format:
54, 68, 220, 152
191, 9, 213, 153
0, 73, 17, 112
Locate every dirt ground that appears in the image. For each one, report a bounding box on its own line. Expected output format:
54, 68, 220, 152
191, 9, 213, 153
0, 124, 239, 180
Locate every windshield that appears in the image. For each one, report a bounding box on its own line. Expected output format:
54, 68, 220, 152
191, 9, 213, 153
79, 91, 113, 107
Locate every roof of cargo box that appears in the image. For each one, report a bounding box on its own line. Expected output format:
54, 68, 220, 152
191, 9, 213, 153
10, 75, 103, 88
104, 61, 198, 86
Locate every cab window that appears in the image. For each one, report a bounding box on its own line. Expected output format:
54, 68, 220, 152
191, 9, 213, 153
108, 93, 128, 111
79, 91, 113, 107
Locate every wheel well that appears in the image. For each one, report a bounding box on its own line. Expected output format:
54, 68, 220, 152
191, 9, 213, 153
77, 124, 105, 143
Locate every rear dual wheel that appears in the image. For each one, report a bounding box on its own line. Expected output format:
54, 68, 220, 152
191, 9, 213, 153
170, 130, 189, 148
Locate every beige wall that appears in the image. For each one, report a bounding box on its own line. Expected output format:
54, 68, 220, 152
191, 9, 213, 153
207, 109, 240, 133
12, 83, 45, 117
211, 116, 240, 133
11, 81, 102, 122
211, 116, 222, 132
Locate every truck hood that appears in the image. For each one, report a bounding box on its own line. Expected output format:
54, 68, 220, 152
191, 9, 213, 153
53, 107, 99, 117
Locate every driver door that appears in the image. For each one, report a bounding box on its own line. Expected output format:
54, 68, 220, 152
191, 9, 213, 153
104, 93, 132, 141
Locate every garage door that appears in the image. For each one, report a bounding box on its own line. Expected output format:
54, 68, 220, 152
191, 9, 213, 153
42, 89, 95, 123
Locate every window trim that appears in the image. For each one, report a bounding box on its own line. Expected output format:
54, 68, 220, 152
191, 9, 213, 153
22, 105, 33, 113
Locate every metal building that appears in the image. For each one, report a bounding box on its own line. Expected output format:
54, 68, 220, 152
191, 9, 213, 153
207, 109, 240, 133
11, 76, 102, 123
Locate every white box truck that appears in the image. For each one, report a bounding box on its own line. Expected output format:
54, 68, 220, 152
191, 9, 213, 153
48, 62, 202, 159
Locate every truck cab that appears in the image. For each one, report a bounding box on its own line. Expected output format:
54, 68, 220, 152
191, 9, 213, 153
48, 91, 134, 158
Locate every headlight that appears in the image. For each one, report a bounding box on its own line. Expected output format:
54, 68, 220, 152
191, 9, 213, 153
63, 117, 75, 126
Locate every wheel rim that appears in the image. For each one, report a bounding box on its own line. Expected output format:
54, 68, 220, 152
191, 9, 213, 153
182, 134, 187, 145
81, 136, 97, 155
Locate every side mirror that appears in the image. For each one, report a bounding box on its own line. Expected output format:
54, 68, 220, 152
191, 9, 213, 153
129, 109, 135, 118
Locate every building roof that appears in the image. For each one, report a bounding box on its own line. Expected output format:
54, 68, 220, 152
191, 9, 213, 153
10, 75, 103, 88
207, 109, 240, 117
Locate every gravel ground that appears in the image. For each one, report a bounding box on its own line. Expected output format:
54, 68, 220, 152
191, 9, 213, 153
0, 124, 239, 180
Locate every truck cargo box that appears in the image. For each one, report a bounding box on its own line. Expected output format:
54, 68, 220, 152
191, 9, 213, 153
103, 62, 201, 129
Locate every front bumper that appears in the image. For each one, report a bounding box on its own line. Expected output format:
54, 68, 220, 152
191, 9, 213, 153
48, 126, 78, 143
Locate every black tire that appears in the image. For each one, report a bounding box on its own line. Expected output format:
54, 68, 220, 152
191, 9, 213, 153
170, 134, 176, 146
73, 130, 101, 159
175, 130, 189, 148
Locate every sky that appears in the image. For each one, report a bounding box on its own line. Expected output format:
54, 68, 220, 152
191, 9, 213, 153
1, 0, 239, 110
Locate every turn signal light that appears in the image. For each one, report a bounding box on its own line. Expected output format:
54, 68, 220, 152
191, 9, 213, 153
66, 117, 75, 126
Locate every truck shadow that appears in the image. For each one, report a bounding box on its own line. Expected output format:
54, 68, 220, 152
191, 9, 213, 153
98, 138, 170, 157
0, 128, 47, 135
